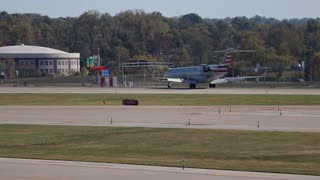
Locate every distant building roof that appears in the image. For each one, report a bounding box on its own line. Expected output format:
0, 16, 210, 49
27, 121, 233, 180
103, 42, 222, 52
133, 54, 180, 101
0, 45, 79, 59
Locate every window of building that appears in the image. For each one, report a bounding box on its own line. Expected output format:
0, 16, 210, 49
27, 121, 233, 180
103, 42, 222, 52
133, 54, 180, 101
40, 61, 43, 65
49, 69, 53, 73
45, 61, 48, 65
58, 61, 61, 65
49, 61, 53, 65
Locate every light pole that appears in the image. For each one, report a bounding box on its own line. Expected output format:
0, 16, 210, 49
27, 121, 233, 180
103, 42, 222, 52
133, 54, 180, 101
303, 49, 313, 81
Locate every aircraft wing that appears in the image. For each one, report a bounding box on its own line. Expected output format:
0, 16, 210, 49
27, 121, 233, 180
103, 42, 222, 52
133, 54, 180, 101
167, 78, 184, 83
210, 76, 262, 84
160, 78, 198, 84
160, 78, 183, 83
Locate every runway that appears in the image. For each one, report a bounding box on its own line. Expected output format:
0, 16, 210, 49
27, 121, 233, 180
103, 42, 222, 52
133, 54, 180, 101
1, 87, 320, 178
1, 86, 320, 94
1, 105, 320, 132
1, 158, 318, 180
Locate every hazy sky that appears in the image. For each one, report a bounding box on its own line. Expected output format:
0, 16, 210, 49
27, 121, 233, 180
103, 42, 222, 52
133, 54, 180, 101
1, 0, 319, 19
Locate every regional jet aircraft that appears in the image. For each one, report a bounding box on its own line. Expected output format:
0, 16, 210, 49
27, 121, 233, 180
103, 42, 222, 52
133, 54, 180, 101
162, 48, 261, 89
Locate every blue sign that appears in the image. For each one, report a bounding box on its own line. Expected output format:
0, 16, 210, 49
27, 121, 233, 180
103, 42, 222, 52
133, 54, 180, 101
102, 70, 109, 77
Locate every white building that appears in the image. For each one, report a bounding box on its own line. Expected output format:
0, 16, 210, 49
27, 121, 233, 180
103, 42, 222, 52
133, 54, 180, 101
0, 45, 80, 77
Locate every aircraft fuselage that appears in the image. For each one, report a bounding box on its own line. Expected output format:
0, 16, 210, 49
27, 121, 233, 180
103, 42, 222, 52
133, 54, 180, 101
164, 65, 226, 84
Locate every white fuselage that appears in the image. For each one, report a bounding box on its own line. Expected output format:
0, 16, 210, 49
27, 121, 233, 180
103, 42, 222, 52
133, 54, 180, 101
164, 65, 227, 84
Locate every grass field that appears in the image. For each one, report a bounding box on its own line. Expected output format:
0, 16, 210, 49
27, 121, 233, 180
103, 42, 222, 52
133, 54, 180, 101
0, 125, 319, 175
1, 93, 320, 105
1, 93, 319, 176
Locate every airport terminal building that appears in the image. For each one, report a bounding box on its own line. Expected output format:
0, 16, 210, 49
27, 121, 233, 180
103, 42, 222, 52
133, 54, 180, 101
0, 45, 80, 78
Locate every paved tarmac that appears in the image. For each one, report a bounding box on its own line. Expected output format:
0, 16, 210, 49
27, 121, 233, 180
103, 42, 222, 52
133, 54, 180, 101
1, 86, 320, 94
1, 158, 319, 180
1, 87, 320, 179
1, 105, 320, 132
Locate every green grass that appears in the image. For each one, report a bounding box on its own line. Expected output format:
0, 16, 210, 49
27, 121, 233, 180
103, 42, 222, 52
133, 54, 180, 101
1, 93, 320, 105
0, 125, 320, 175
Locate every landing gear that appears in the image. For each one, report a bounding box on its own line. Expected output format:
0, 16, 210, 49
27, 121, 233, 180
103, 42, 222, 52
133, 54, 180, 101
168, 82, 172, 88
209, 84, 216, 88
189, 83, 196, 89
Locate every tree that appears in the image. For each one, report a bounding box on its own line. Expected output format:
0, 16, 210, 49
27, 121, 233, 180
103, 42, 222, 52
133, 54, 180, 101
175, 47, 191, 66
312, 54, 320, 80
73, 10, 102, 57
208, 20, 234, 50
231, 17, 256, 31
181, 13, 203, 25
0, 10, 318, 81
80, 67, 89, 76
305, 19, 320, 52
192, 40, 208, 64
114, 46, 129, 74
8, 16, 34, 44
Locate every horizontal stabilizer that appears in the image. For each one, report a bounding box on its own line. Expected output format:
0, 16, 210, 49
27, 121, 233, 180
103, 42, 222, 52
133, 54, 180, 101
210, 76, 262, 84
210, 78, 229, 84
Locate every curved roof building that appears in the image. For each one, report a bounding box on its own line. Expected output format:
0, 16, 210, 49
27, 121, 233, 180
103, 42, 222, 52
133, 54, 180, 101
0, 45, 80, 77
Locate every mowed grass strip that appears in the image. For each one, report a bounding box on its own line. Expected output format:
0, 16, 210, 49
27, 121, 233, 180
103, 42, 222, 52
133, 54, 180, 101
0, 125, 319, 175
0, 94, 320, 105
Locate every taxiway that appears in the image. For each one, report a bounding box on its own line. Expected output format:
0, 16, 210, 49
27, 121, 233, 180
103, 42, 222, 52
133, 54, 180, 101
1, 105, 320, 132
1, 86, 320, 94
1, 158, 318, 180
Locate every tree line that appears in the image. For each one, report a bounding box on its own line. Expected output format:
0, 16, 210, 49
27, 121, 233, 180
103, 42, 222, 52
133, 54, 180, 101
0, 10, 320, 80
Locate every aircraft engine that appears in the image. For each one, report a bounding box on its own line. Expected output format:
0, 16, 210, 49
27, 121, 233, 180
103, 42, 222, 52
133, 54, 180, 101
202, 65, 211, 72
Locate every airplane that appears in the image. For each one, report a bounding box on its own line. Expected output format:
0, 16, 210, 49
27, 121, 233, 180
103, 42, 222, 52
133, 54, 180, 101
161, 48, 261, 89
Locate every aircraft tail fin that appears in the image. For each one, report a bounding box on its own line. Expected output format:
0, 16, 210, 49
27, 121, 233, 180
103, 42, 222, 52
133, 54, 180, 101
216, 48, 234, 71
223, 48, 234, 65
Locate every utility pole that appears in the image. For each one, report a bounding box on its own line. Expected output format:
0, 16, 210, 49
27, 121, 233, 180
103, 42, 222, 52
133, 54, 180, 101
118, 54, 121, 73
310, 55, 313, 82
97, 48, 101, 87
122, 65, 126, 86
304, 49, 313, 81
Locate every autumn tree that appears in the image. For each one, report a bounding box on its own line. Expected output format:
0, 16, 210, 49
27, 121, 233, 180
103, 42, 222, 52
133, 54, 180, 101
0, 10, 319, 80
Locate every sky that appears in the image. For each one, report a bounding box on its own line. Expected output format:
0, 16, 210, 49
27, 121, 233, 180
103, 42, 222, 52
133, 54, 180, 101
1, 0, 319, 19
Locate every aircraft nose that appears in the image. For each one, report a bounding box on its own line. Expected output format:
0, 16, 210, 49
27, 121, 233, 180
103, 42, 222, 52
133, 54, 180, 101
164, 71, 169, 78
